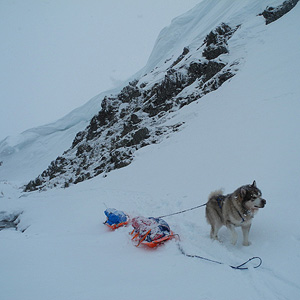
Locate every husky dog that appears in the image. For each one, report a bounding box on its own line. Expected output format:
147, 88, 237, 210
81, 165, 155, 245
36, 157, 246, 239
206, 181, 266, 246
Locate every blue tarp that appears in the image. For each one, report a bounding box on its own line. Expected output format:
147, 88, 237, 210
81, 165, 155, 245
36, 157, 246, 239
104, 208, 127, 225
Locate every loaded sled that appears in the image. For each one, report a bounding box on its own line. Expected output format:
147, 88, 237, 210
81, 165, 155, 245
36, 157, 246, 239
130, 216, 175, 248
104, 208, 174, 247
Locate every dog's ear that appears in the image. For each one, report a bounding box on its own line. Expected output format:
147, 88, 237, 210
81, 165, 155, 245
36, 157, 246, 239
241, 187, 247, 197
252, 180, 257, 187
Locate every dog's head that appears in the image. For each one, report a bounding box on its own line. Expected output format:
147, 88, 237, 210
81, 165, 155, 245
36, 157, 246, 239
240, 180, 266, 211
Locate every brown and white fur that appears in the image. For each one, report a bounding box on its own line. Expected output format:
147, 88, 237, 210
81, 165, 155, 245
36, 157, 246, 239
206, 181, 266, 246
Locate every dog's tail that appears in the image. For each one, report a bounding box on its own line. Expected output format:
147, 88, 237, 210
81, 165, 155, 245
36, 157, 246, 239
208, 189, 224, 202
206, 189, 225, 226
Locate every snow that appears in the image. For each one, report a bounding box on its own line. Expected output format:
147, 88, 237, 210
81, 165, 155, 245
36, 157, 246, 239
1, 1, 300, 299
142, 0, 283, 74
0, 90, 115, 181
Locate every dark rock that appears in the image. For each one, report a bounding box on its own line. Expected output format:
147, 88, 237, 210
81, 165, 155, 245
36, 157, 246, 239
152, 75, 186, 106
74, 175, 85, 184
24, 179, 40, 192
72, 131, 86, 148
261, 0, 299, 24
203, 61, 226, 82
171, 47, 190, 68
188, 62, 205, 82
202, 23, 239, 60
130, 128, 150, 146
203, 45, 228, 60
118, 80, 141, 103
204, 23, 232, 46
110, 150, 132, 169
121, 123, 137, 137
0, 211, 22, 231
76, 143, 92, 156
188, 61, 225, 83
130, 114, 141, 124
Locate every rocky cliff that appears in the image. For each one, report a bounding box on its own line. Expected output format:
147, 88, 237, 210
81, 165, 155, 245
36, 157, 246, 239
24, 0, 298, 191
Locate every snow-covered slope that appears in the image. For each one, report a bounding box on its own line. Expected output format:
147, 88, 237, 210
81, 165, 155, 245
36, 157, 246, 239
0, 88, 119, 181
0, 0, 288, 185
1, 1, 300, 299
17, 0, 296, 192
143, 0, 276, 72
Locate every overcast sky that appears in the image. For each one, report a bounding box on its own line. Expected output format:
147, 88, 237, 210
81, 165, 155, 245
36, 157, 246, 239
0, 0, 201, 141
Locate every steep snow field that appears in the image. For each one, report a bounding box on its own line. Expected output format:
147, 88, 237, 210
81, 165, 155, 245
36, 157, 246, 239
1, 1, 300, 300
0, 0, 284, 183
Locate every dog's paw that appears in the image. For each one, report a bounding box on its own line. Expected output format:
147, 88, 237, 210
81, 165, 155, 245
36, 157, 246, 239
243, 241, 251, 246
231, 236, 238, 245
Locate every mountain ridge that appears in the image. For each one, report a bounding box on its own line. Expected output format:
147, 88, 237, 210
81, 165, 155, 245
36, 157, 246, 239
0, 0, 297, 188
23, 0, 299, 191
24, 21, 241, 191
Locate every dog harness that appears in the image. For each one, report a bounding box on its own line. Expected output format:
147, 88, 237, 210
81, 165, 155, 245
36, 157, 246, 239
216, 195, 251, 224
237, 210, 246, 223
216, 195, 225, 209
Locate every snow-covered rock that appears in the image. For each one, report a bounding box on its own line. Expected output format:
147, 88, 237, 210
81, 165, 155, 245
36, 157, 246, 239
22, 0, 294, 191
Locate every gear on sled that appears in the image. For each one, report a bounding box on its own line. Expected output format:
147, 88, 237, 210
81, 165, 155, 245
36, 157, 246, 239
130, 216, 175, 248
104, 208, 130, 229
103, 209, 175, 247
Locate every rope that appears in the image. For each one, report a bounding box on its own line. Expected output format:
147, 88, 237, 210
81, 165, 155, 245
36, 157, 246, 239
158, 205, 263, 270
157, 204, 263, 270
157, 203, 207, 218
177, 242, 262, 270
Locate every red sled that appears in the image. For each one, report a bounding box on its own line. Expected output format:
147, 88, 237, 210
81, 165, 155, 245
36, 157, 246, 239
130, 216, 175, 248
105, 220, 130, 230
131, 228, 175, 248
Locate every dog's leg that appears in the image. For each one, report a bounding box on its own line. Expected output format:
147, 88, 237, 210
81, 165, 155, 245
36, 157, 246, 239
210, 223, 221, 241
227, 223, 238, 245
241, 224, 251, 246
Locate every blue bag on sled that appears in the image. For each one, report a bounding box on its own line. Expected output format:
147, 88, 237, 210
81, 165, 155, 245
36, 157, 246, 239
104, 208, 129, 229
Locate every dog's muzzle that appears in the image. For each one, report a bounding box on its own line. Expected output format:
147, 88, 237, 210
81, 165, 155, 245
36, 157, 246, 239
254, 198, 266, 208
260, 198, 266, 208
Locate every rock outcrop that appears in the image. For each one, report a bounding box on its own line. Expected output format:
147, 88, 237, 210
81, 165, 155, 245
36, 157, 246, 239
25, 23, 239, 191
24, 0, 299, 192
261, 0, 299, 24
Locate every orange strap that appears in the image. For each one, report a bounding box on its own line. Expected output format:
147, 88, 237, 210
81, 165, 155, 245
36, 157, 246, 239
136, 229, 151, 247
131, 232, 139, 240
